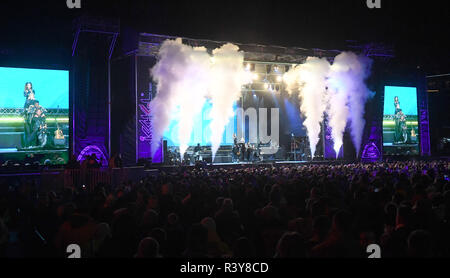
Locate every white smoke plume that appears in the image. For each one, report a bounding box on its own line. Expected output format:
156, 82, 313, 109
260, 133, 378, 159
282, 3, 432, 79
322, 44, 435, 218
327, 52, 372, 157
284, 52, 372, 158
284, 57, 329, 158
208, 43, 249, 160
326, 55, 350, 157
150, 39, 249, 160
150, 38, 210, 157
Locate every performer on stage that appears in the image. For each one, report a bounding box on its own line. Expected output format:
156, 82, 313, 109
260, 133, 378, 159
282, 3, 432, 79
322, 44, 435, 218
23, 82, 36, 109
393, 96, 402, 144
240, 142, 246, 161
193, 143, 201, 162
23, 82, 36, 148
28, 100, 47, 147
233, 133, 238, 146
232, 143, 239, 163
397, 110, 408, 144
394, 96, 401, 114
246, 143, 253, 161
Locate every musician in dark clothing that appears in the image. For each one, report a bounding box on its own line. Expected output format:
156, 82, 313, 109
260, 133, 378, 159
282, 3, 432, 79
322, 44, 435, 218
23, 82, 36, 109
393, 96, 402, 144
232, 145, 239, 163
194, 143, 201, 162
23, 82, 36, 148
232, 134, 239, 162
246, 143, 253, 161
396, 110, 408, 144
240, 143, 246, 161
394, 96, 401, 114
28, 100, 47, 147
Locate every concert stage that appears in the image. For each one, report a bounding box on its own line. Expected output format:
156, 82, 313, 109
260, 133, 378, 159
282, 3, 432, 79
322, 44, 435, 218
0, 22, 431, 170
146, 159, 352, 173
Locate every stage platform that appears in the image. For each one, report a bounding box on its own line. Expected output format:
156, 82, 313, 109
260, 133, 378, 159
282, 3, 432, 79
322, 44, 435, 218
146, 159, 355, 172
0, 147, 69, 166
0, 148, 68, 154
210, 160, 308, 166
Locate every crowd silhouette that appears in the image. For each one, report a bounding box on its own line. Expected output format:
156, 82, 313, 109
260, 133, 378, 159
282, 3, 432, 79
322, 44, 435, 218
0, 160, 449, 258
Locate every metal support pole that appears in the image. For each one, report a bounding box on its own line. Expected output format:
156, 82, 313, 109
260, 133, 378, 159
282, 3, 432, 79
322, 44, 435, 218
108, 59, 111, 158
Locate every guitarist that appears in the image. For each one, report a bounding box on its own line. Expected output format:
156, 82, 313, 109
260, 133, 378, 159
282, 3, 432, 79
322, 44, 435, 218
53, 105, 65, 147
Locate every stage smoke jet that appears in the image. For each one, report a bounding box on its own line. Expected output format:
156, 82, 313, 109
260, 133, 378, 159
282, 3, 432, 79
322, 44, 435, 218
150, 38, 210, 158
326, 55, 350, 157
284, 52, 372, 159
342, 53, 373, 157
208, 43, 250, 161
151, 39, 250, 160
327, 52, 372, 157
284, 57, 329, 158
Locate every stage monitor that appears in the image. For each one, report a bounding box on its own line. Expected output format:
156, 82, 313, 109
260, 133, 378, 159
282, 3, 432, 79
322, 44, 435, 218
0, 67, 69, 166
382, 86, 419, 155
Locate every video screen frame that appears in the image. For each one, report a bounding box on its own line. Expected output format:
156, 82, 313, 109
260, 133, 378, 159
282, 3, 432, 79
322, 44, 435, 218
382, 85, 420, 156
0, 65, 72, 166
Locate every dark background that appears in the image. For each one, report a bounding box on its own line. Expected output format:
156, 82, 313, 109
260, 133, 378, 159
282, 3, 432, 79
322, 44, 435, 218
0, 0, 448, 157
0, 0, 448, 73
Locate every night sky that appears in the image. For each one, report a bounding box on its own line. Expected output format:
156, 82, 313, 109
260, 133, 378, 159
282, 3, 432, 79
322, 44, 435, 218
0, 0, 449, 73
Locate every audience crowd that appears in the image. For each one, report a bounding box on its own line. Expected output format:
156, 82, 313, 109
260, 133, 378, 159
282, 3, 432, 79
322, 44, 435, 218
0, 160, 449, 258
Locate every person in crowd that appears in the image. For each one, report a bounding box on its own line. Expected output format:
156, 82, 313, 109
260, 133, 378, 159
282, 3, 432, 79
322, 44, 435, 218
200, 217, 231, 257
381, 205, 414, 257
275, 232, 307, 258
87, 154, 100, 169
311, 210, 361, 257
232, 237, 255, 258
306, 215, 331, 252
135, 237, 161, 258
66, 154, 81, 169
183, 223, 209, 258
214, 198, 242, 247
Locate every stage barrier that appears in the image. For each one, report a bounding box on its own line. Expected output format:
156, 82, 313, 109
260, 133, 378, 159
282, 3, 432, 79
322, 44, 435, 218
63, 168, 132, 190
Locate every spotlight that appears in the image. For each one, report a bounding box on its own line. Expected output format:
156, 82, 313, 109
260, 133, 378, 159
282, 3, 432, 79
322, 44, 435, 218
276, 75, 282, 82
273, 65, 279, 73
245, 63, 251, 71
263, 82, 269, 90
252, 73, 259, 80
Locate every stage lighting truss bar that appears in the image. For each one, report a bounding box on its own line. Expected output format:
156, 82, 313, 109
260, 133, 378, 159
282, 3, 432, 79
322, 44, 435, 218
73, 16, 120, 33
137, 33, 343, 63
0, 118, 69, 123
72, 16, 120, 58
0, 109, 69, 123
0, 108, 68, 115
244, 60, 297, 66
346, 41, 395, 59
